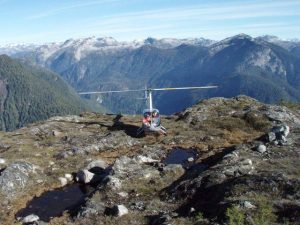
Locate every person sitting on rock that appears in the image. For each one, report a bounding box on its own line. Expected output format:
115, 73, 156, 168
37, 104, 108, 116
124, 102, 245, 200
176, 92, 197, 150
152, 110, 158, 118
142, 112, 151, 129
151, 110, 160, 127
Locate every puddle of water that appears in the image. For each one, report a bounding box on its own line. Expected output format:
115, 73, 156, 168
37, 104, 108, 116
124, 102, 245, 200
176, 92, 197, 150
163, 148, 198, 167
16, 184, 95, 222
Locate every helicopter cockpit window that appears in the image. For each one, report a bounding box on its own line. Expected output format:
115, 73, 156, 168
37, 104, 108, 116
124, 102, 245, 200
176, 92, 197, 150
144, 112, 151, 118
152, 111, 159, 118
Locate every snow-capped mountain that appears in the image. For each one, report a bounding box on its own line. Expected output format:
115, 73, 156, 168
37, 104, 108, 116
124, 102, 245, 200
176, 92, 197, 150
143, 37, 215, 49
1, 34, 299, 114
255, 35, 300, 51
0, 36, 215, 63
208, 34, 253, 55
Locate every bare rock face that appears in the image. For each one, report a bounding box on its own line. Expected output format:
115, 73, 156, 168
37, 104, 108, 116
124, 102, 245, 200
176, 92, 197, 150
78, 200, 106, 218
93, 131, 139, 152
178, 96, 300, 129
0, 96, 299, 225
0, 161, 38, 198
178, 96, 263, 125
112, 156, 144, 178
264, 106, 300, 125
58, 131, 139, 157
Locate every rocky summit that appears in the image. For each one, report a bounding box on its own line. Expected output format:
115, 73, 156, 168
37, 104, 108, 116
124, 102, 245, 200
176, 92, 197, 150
0, 96, 299, 225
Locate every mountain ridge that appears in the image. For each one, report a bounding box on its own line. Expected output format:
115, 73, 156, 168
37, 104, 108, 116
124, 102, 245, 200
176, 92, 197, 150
1, 34, 300, 114
0, 54, 104, 131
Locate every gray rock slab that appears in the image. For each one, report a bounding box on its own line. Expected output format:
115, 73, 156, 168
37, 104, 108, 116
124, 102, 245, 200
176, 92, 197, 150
0, 161, 37, 198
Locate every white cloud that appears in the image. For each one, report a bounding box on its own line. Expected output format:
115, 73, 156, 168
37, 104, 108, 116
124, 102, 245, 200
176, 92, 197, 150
26, 0, 119, 20
79, 0, 300, 40
4, 0, 300, 44
87, 0, 300, 26
58, 0, 300, 40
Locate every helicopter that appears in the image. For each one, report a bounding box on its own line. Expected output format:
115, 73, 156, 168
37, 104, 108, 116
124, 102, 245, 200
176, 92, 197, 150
79, 86, 218, 136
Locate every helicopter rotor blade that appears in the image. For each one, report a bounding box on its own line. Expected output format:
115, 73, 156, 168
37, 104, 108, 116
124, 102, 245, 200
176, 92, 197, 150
78, 86, 218, 95
78, 89, 147, 95
151, 86, 218, 91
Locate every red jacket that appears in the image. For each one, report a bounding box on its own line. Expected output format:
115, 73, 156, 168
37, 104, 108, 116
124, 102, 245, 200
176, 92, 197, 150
143, 117, 151, 126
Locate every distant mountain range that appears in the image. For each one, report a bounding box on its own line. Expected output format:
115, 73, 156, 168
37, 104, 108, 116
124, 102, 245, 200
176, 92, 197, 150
1, 34, 300, 114
0, 55, 104, 131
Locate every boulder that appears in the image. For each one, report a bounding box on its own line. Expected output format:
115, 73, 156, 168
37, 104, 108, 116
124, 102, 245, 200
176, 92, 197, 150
240, 159, 252, 166
187, 157, 194, 162
223, 158, 254, 177
265, 132, 276, 142
21, 214, 39, 223
76, 169, 102, 184
111, 205, 129, 217
0, 161, 37, 198
52, 130, 63, 137
282, 125, 290, 137
58, 177, 68, 186
272, 125, 290, 137
256, 144, 267, 153
0, 158, 6, 165
86, 159, 108, 173
64, 173, 73, 182
242, 201, 256, 209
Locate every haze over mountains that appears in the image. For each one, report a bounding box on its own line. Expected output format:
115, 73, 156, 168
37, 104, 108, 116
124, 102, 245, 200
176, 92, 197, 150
1, 34, 300, 114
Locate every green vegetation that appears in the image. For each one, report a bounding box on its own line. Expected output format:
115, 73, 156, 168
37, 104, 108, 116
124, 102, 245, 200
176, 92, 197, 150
194, 211, 205, 223
225, 196, 277, 225
252, 196, 277, 225
226, 205, 246, 225
0, 55, 103, 131
279, 100, 300, 111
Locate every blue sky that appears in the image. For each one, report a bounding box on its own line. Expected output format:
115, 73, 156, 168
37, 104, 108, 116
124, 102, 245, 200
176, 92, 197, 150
0, 0, 299, 45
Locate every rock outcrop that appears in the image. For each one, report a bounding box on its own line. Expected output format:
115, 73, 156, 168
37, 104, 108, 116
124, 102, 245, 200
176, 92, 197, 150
0, 161, 39, 198
0, 96, 299, 225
